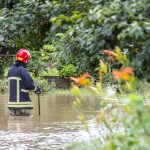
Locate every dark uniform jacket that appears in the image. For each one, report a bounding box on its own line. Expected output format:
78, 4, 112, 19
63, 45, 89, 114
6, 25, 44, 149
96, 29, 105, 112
8, 61, 35, 102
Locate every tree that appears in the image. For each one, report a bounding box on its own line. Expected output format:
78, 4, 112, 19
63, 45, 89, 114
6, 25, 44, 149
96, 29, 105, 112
51, 0, 150, 79
0, 0, 150, 79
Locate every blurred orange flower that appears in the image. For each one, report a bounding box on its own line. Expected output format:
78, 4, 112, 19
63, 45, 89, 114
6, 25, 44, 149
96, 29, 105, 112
112, 70, 122, 80
70, 73, 91, 86
103, 50, 117, 62
104, 50, 117, 57
122, 67, 134, 75
112, 67, 134, 81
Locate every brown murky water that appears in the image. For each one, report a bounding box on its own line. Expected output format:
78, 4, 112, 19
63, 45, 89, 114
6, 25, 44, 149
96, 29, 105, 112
0, 94, 102, 150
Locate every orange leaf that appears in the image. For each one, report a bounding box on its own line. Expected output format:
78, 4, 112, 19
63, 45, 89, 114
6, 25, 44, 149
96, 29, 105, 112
82, 73, 91, 78
104, 50, 117, 57
70, 77, 79, 84
70, 73, 91, 86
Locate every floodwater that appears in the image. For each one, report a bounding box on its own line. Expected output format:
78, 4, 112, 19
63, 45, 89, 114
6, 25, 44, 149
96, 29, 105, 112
0, 94, 105, 150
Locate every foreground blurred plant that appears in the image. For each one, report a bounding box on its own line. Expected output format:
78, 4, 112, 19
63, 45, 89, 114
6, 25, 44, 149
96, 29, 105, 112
70, 73, 91, 86
70, 47, 150, 149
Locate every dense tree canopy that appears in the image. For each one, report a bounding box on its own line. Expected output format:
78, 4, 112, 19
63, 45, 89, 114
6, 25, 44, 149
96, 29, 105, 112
0, 0, 150, 79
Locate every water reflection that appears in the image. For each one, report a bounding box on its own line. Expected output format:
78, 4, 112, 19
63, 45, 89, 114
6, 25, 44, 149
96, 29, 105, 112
0, 94, 123, 149
0, 94, 96, 149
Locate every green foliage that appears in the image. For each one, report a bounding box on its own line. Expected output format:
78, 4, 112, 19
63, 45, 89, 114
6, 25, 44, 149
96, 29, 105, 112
59, 64, 75, 77
0, 64, 4, 76
40, 64, 76, 77
27, 44, 57, 77
42, 44, 55, 53
0, 0, 53, 74
0, 78, 8, 94
0, 56, 14, 77
51, 0, 150, 79
40, 44, 56, 67
0, 0, 52, 50
33, 77, 52, 92
0, 0, 19, 9
0, 0, 150, 79
28, 51, 45, 77
41, 68, 60, 76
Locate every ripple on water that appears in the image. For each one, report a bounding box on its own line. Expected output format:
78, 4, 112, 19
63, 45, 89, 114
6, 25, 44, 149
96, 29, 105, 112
0, 120, 96, 149
0, 119, 124, 150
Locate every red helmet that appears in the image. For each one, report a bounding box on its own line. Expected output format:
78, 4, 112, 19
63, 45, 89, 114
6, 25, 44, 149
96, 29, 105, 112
16, 48, 31, 63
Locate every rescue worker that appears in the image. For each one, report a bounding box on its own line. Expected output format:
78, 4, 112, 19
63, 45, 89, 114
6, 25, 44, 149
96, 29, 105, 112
8, 48, 41, 116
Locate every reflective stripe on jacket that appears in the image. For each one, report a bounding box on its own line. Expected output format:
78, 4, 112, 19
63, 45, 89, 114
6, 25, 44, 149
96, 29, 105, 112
8, 64, 35, 104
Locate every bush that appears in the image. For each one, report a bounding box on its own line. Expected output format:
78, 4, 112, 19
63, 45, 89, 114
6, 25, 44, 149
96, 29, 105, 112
59, 64, 76, 77
41, 68, 60, 76
33, 77, 54, 93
